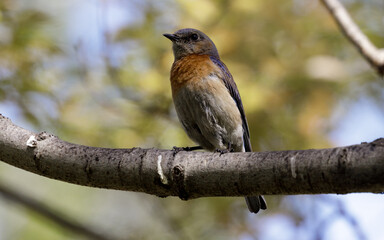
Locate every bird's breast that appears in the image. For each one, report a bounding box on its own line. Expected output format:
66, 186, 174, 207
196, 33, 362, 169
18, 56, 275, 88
170, 57, 244, 151
170, 54, 241, 126
170, 54, 217, 95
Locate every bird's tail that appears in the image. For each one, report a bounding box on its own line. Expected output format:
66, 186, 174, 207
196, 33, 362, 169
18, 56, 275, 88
245, 195, 267, 214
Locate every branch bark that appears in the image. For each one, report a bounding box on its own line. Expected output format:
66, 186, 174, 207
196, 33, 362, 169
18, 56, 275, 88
1, 114, 384, 199
321, 0, 384, 76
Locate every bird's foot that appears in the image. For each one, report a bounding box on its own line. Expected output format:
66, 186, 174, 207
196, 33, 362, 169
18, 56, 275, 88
215, 148, 234, 155
172, 146, 202, 156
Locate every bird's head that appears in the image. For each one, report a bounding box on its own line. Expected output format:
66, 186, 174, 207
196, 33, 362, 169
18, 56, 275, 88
163, 28, 219, 61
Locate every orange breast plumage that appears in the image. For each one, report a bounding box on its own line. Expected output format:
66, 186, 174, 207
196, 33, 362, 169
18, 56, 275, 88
170, 54, 217, 95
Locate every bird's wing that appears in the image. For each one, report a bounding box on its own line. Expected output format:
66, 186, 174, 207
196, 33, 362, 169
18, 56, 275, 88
209, 56, 252, 152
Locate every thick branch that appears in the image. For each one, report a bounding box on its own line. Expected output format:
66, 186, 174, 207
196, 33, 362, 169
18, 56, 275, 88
321, 0, 384, 75
1, 114, 384, 199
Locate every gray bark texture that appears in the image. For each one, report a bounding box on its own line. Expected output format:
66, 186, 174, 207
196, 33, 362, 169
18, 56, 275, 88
1, 114, 384, 200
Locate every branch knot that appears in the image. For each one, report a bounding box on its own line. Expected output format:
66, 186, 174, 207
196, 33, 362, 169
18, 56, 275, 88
172, 165, 188, 200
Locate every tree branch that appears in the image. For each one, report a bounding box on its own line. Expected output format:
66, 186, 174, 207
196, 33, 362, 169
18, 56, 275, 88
1, 113, 384, 199
321, 0, 384, 76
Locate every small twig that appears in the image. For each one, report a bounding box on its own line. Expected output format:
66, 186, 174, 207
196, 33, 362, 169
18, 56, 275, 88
0, 182, 115, 240
321, 0, 384, 76
315, 196, 366, 240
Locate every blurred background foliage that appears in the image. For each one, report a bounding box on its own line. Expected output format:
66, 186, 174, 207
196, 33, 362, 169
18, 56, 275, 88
0, 0, 383, 239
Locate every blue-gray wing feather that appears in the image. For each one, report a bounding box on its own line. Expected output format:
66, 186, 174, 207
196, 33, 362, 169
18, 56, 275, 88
210, 56, 267, 213
209, 56, 252, 152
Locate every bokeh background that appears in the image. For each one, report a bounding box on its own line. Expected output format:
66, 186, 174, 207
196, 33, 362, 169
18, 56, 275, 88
0, 0, 383, 239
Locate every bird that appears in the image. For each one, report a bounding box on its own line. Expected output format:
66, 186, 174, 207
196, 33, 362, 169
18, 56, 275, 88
164, 28, 267, 214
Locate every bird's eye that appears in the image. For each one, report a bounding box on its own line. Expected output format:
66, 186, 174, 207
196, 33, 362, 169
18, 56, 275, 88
190, 33, 199, 41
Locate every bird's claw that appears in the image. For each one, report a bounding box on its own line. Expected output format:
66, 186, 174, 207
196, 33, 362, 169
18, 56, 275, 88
172, 146, 202, 156
215, 148, 234, 155
172, 146, 184, 155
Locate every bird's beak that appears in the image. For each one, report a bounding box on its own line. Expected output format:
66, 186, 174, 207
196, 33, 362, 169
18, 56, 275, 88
163, 33, 179, 42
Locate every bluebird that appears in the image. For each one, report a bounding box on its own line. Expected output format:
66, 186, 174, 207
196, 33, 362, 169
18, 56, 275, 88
164, 28, 267, 214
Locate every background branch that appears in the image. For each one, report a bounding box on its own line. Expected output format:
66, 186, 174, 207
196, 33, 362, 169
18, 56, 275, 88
1, 113, 384, 198
321, 0, 384, 76
0, 182, 115, 240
